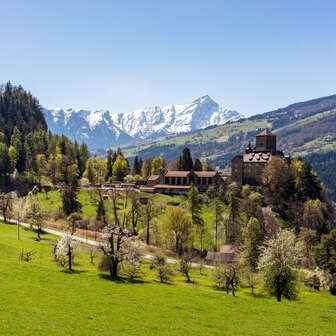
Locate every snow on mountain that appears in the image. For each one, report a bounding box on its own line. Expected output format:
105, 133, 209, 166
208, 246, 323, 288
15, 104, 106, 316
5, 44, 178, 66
44, 95, 243, 150
44, 108, 133, 150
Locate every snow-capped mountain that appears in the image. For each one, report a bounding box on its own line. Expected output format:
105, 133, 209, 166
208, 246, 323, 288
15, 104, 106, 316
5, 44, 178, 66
44, 95, 243, 150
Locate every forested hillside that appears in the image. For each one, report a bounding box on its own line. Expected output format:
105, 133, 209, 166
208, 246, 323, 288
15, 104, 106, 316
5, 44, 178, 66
0, 82, 47, 139
0, 83, 88, 188
304, 151, 336, 202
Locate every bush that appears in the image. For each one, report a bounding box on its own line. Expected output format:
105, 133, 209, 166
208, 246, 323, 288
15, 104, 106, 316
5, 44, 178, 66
213, 264, 240, 296
98, 254, 114, 273
151, 253, 175, 283
122, 261, 143, 279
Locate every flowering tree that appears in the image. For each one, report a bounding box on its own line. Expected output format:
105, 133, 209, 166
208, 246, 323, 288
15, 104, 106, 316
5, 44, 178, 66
55, 234, 78, 271
24, 192, 45, 240
258, 230, 302, 302
99, 225, 140, 279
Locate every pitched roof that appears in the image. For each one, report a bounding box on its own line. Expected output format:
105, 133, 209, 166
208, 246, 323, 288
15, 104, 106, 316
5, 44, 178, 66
165, 171, 191, 177
256, 129, 276, 137
243, 152, 272, 163
139, 187, 156, 193
206, 245, 240, 263
195, 171, 218, 177
154, 184, 192, 190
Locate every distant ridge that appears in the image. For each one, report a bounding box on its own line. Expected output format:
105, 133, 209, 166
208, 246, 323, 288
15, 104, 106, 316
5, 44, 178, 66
44, 95, 242, 150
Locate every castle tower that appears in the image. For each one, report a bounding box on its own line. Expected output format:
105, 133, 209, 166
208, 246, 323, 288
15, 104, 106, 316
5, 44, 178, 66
255, 130, 276, 152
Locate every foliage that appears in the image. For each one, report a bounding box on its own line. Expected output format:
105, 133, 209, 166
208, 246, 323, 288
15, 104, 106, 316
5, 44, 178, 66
163, 206, 193, 255
24, 192, 44, 239
151, 253, 175, 283
0, 83, 88, 187
315, 229, 336, 295
0, 192, 14, 223
112, 154, 129, 181
55, 233, 78, 270
258, 230, 302, 302
241, 217, 264, 272
99, 225, 137, 278
179, 147, 193, 170
179, 254, 193, 282
61, 181, 82, 216
194, 158, 203, 171
151, 156, 166, 175
213, 264, 240, 296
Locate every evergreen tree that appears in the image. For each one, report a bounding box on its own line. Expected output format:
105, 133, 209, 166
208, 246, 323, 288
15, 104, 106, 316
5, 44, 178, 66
241, 217, 264, 271
0, 143, 11, 184
61, 181, 82, 216
180, 147, 193, 171
105, 149, 114, 181
194, 158, 203, 171
132, 155, 142, 175
188, 185, 204, 248
85, 159, 96, 184
141, 159, 152, 179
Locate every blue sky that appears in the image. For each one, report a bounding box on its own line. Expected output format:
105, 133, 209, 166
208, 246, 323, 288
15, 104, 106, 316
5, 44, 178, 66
1, 0, 335, 116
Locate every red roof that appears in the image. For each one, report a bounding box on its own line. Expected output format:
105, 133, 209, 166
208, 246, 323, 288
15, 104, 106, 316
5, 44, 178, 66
165, 171, 191, 177
195, 171, 218, 177
256, 130, 276, 137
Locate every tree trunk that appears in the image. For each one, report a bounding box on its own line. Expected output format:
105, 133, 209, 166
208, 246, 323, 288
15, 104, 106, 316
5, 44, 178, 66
146, 220, 150, 245
276, 278, 282, 302
277, 291, 282, 302
68, 249, 72, 271
109, 259, 119, 279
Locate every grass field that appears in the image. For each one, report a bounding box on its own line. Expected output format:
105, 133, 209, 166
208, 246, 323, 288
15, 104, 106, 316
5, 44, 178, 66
0, 221, 335, 335
36, 189, 220, 249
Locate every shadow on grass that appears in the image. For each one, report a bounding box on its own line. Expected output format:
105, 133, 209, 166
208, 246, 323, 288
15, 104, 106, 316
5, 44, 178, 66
245, 292, 269, 299
98, 273, 150, 284
61, 269, 89, 275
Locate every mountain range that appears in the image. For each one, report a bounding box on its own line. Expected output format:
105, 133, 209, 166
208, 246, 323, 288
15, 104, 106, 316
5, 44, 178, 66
44, 95, 242, 150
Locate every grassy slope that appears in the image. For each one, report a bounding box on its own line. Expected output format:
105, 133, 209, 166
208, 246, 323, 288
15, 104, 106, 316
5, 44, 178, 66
0, 222, 335, 336
37, 190, 220, 249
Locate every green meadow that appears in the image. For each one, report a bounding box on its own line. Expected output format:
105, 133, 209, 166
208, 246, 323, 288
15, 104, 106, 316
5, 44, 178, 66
0, 222, 335, 336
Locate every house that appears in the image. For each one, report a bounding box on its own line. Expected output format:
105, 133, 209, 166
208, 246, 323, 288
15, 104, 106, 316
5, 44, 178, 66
205, 245, 240, 264
141, 170, 227, 194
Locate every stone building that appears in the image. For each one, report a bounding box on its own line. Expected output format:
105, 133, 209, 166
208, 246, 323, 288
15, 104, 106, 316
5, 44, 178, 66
142, 170, 227, 194
231, 130, 285, 186
205, 245, 240, 264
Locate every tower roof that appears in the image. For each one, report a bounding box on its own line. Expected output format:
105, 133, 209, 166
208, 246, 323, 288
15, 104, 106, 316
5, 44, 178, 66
256, 129, 276, 137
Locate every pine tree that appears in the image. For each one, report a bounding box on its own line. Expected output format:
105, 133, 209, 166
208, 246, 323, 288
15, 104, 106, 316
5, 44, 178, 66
194, 158, 203, 171
61, 181, 82, 216
180, 148, 193, 171
133, 155, 142, 175
106, 149, 114, 181
188, 185, 204, 248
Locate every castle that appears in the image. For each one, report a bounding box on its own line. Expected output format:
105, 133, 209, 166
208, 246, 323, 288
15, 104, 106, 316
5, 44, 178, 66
141, 130, 284, 194
231, 130, 285, 185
